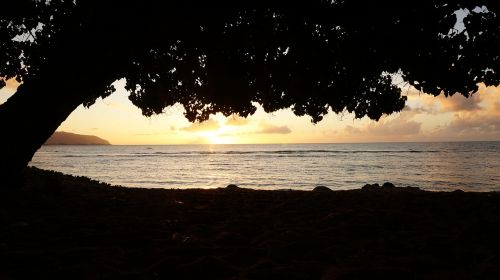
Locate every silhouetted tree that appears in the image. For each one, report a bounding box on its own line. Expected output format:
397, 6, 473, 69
1, 0, 499, 182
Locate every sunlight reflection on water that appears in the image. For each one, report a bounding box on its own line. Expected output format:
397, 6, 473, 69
30, 142, 500, 191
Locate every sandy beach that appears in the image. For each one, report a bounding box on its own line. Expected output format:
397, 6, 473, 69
1, 167, 500, 279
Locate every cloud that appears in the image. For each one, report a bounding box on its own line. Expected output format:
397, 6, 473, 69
407, 91, 481, 114
406, 83, 500, 114
395, 83, 500, 141
225, 115, 249, 126
256, 122, 292, 134
344, 125, 361, 134
343, 110, 422, 138
433, 112, 500, 138
422, 85, 499, 140
365, 119, 421, 136
477, 84, 500, 112
180, 119, 220, 132
494, 101, 500, 113
439, 92, 482, 112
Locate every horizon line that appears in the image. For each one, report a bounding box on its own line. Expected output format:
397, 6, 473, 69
45, 139, 500, 146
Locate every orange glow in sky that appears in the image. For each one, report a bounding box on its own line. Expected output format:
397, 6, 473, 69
1, 79, 499, 144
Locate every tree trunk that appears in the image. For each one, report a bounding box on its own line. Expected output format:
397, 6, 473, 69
0, 73, 92, 187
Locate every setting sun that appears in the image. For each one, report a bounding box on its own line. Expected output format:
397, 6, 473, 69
201, 131, 235, 144
196, 121, 239, 144
3, 80, 499, 145
3, 2, 500, 279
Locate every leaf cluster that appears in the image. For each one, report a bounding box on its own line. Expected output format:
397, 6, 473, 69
1, 0, 498, 122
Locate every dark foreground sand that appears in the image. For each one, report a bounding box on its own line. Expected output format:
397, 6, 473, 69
1, 168, 500, 279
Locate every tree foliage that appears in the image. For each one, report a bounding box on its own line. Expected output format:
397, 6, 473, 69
2, 0, 499, 123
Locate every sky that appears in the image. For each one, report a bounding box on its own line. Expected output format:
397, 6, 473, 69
1, 78, 499, 145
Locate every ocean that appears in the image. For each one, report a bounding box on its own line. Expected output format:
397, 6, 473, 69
29, 142, 500, 192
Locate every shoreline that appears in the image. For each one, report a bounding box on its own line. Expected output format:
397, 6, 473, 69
1, 167, 500, 279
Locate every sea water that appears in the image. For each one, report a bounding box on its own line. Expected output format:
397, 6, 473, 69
29, 142, 500, 191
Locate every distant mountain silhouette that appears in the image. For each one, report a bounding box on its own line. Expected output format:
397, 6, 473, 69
45, 132, 110, 145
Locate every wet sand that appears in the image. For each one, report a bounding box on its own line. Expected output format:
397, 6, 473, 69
1, 167, 500, 279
